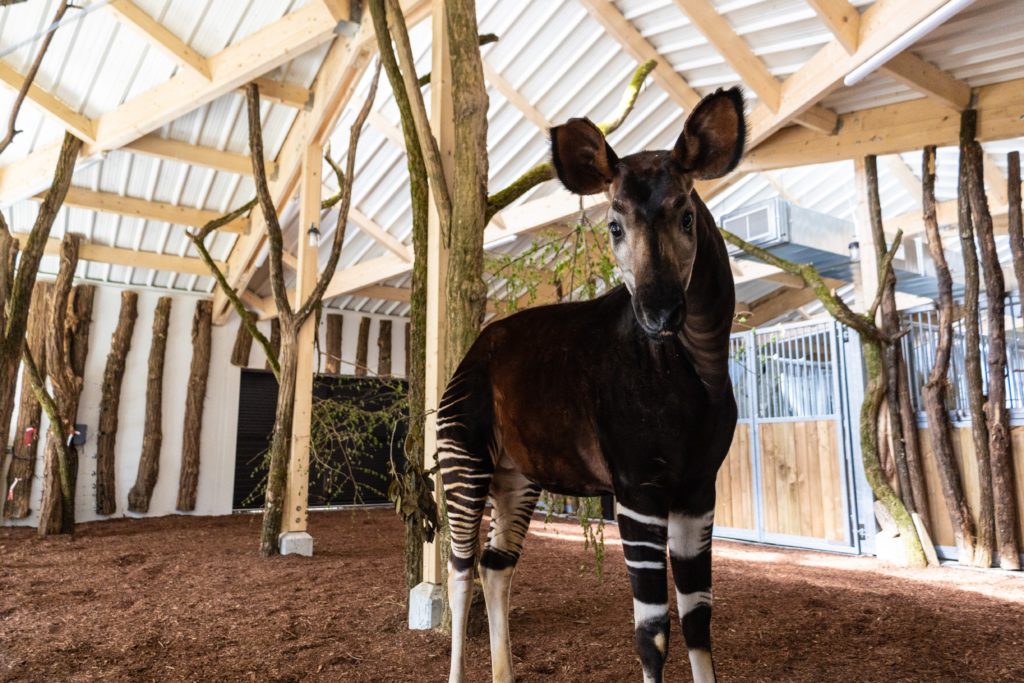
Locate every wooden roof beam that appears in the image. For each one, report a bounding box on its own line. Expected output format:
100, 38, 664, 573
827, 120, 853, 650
0, 61, 95, 143
0, 0, 344, 205
744, 0, 962, 154
247, 78, 313, 109
349, 208, 413, 262
123, 133, 275, 177
41, 236, 223, 276
880, 52, 971, 111
106, 0, 212, 80
806, 0, 861, 53
482, 59, 552, 130
38, 186, 247, 233
671, 0, 838, 133
740, 77, 1024, 172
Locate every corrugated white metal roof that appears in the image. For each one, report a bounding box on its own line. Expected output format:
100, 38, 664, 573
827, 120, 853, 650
0, 0, 1021, 323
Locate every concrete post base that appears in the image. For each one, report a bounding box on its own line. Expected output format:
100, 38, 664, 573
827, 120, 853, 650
279, 531, 314, 557
408, 582, 443, 630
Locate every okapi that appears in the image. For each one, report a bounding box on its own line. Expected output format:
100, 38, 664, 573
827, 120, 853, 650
439, 87, 744, 683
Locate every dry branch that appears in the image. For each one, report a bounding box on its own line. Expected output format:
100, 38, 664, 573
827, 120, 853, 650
96, 290, 138, 515
177, 299, 213, 512
1008, 152, 1023, 317
127, 296, 172, 514
266, 318, 281, 371
0, 1, 72, 156
231, 320, 253, 367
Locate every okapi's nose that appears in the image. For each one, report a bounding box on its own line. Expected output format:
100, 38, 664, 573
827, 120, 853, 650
638, 298, 686, 337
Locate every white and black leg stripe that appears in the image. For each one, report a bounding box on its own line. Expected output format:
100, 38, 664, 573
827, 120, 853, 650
669, 509, 717, 683
617, 504, 670, 683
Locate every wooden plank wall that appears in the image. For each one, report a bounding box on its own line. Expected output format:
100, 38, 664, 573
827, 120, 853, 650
715, 424, 756, 530
757, 420, 844, 542
918, 425, 1024, 550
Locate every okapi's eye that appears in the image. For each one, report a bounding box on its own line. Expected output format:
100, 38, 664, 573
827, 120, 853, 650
608, 220, 624, 240
682, 210, 695, 233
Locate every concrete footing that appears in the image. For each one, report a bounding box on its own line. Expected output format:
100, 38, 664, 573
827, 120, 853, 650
408, 582, 443, 630
279, 531, 314, 557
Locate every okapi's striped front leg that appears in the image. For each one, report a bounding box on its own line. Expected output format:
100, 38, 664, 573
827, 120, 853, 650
669, 508, 717, 683
617, 503, 671, 683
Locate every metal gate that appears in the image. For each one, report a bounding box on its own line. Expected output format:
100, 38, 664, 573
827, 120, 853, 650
714, 320, 870, 553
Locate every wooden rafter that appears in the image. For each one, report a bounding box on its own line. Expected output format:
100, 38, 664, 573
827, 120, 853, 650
880, 154, 923, 208
247, 78, 312, 109
105, 0, 211, 80
482, 59, 551, 130
741, 77, 1024, 172
0, 0, 346, 205
41, 237, 222, 276
670, 0, 837, 133
212, 0, 432, 324
367, 110, 405, 148
0, 61, 95, 143
806, 0, 860, 53
122, 133, 275, 177
349, 208, 413, 262
744, 0, 960, 154
38, 187, 247, 233
881, 52, 971, 112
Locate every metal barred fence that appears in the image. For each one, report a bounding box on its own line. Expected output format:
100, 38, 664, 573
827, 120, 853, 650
900, 294, 1024, 424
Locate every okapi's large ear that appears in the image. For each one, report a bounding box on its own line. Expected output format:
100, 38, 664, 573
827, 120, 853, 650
550, 117, 619, 195
673, 87, 746, 180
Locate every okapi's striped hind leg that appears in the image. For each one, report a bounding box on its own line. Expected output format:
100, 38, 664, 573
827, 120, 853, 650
617, 503, 671, 683
479, 462, 541, 683
437, 368, 494, 683
669, 509, 717, 683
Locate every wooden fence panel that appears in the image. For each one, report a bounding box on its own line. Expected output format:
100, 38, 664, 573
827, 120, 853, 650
757, 420, 845, 542
715, 424, 756, 530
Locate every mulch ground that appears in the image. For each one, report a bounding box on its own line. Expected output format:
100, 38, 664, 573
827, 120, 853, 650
1, 509, 1022, 682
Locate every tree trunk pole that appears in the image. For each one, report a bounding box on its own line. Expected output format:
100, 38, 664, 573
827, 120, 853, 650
325, 314, 343, 374
127, 296, 172, 513
957, 111, 995, 567
231, 319, 253, 367
897, 354, 930, 532
177, 299, 213, 512
966, 141, 1021, 570
920, 145, 979, 563
95, 290, 138, 515
864, 155, 916, 512
1008, 152, 1023, 313
377, 319, 393, 377
355, 316, 370, 376
259, 324, 298, 556
3, 281, 50, 519
266, 317, 281, 371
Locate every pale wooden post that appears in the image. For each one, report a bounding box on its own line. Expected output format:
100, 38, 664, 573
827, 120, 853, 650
852, 157, 880, 314
415, 0, 454, 618
281, 139, 322, 549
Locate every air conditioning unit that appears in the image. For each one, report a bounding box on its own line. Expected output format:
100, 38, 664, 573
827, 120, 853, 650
720, 198, 789, 253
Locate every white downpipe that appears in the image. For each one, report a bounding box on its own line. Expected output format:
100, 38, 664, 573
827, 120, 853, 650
842, 0, 976, 88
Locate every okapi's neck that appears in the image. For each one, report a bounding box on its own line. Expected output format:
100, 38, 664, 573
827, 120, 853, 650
680, 195, 735, 400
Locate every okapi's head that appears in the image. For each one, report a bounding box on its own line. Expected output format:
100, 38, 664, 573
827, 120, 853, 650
551, 87, 746, 339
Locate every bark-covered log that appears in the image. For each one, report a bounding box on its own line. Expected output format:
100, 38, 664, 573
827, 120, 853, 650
265, 317, 280, 371
897, 352, 930, 532
921, 145, 979, 563
231, 318, 253, 367
967, 141, 1021, 570
1009, 152, 1023, 314
177, 299, 213, 512
377, 319, 392, 377
127, 296, 172, 513
38, 234, 93, 536
0, 133, 82, 507
3, 281, 50, 519
865, 155, 916, 513
956, 111, 995, 567
355, 316, 370, 377
325, 313, 343, 374
95, 290, 138, 515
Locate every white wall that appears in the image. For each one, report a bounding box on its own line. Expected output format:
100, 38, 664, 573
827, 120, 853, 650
2, 283, 407, 527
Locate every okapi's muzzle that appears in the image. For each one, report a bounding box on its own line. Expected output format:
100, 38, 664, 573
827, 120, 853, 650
634, 285, 686, 339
